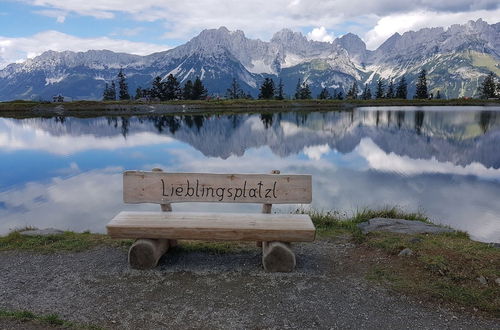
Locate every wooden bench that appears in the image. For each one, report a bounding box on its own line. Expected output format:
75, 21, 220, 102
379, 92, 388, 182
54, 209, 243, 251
106, 169, 315, 272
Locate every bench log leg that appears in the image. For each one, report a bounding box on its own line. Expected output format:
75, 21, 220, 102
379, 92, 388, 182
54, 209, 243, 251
128, 238, 169, 270
262, 241, 296, 272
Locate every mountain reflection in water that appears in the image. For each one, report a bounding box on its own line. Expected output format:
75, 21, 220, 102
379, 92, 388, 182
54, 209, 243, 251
0, 106, 499, 243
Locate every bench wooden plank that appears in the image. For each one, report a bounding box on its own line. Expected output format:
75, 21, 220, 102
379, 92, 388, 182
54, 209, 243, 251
107, 211, 316, 242
123, 171, 312, 204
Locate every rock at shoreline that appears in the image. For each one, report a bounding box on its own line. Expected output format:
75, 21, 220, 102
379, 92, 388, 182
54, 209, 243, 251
358, 218, 454, 235
20, 228, 64, 236
398, 248, 413, 257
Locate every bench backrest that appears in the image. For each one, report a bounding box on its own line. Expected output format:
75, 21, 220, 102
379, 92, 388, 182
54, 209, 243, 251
124, 171, 312, 204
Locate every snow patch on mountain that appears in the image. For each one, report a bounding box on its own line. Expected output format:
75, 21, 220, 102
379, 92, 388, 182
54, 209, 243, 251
45, 74, 68, 85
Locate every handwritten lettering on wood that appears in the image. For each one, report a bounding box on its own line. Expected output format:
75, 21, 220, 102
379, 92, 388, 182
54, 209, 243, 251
123, 171, 312, 204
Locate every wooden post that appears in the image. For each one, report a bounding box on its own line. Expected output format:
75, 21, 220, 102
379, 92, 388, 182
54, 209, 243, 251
128, 168, 171, 270
260, 169, 296, 272
153, 168, 178, 248
257, 170, 280, 247
262, 241, 296, 272
129, 238, 169, 270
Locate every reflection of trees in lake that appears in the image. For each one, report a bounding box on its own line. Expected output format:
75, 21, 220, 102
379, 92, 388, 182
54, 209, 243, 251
260, 113, 273, 129
397, 111, 405, 129
147, 116, 181, 134
40, 109, 500, 168
54, 116, 65, 124
479, 111, 496, 134
120, 117, 129, 138
414, 111, 425, 135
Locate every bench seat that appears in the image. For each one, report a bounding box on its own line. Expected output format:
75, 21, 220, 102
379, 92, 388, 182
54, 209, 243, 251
107, 211, 315, 242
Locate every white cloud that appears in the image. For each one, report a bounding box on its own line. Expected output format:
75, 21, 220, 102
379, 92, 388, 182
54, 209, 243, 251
0, 118, 174, 155
356, 138, 500, 180
364, 8, 500, 49
303, 144, 331, 160
0, 30, 170, 68
307, 27, 335, 43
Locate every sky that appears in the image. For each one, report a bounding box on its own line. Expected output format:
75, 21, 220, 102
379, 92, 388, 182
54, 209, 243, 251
0, 0, 499, 68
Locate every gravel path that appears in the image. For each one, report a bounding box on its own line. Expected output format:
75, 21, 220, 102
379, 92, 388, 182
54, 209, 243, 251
0, 239, 498, 329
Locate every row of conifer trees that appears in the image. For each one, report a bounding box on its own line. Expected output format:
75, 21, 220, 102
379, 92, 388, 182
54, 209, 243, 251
103, 68, 498, 101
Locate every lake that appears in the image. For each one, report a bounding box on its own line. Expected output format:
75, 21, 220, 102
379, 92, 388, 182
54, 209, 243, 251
0, 106, 499, 243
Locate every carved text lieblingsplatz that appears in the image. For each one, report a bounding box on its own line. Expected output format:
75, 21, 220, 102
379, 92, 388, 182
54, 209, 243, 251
161, 179, 277, 201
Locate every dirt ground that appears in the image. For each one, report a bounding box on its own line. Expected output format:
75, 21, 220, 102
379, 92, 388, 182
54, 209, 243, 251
0, 238, 499, 329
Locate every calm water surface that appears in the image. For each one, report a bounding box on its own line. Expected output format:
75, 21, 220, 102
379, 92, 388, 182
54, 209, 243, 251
1, 106, 499, 243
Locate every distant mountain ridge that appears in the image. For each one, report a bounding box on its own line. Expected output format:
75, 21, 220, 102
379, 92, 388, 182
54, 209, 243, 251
0, 19, 498, 101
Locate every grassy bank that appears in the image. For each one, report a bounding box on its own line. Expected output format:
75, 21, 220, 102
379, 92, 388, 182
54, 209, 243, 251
0, 309, 101, 329
1, 207, 498, 317
1, 98, 499, 118
305, 207, 500, 317
0, 230, 132, 253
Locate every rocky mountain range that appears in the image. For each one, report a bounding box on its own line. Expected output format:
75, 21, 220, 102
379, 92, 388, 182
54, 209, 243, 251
0, 19, 498, 101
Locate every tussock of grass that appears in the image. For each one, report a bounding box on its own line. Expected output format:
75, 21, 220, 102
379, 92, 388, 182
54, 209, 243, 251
0, 230, 132, 253
0, 308, 102, 329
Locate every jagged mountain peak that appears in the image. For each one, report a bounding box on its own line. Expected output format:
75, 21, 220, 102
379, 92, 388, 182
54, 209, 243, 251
334, 33, 367, 63
271, 29, 307, 43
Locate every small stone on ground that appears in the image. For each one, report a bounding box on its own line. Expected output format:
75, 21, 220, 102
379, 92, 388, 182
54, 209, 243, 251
398, 248, 413, 256
477, 276, 488, 285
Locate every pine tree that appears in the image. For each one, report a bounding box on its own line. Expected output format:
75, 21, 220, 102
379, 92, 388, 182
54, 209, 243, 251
117, 68, 130, 100
299, 83, 312, 99
192, 77, 207, 100
108, 81, 116, 100
103, 83, 115, 101
436, 90, 442, 99
336, 91, 344, 100
375, 79, 385, 99
396, 75, 408, 99
135, 87, 143, 100
226, 78, 245, 99
478, 72, 497, 99
361, 84, 372, 100
347, 82, 359, 99
294, 78, 302, 99
164, 74, 181, 100
415, 69, 429, 99
151, 76, 163, 100
258, 78, 275, 99
276, 78, 284, 100
386, 79, 395, 98
183, 80, 193, 100
318, 87, 330, 99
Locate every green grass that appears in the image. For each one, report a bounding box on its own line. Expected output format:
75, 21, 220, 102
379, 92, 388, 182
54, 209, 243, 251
0, 230, 132, 253
1, 98, 499, 119
0, 308, 102, 329
300, 206, 429, 241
